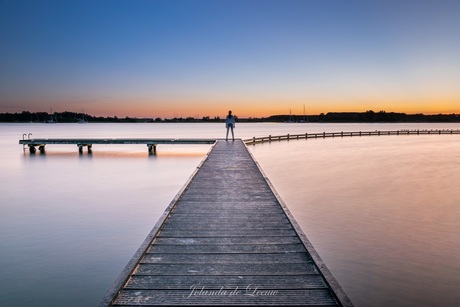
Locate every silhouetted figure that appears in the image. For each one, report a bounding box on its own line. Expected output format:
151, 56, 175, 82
225, 110, 235, 141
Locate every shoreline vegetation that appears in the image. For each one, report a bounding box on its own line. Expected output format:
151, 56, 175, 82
1, 110, 460, 123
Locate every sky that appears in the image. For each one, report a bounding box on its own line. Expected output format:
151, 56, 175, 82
0, 0, 459, 118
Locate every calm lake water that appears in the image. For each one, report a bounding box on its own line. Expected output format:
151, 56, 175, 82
1, 122, 459, 306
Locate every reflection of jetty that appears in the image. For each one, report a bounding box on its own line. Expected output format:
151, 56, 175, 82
245, 129, 460, 145
19, 137, 217, 154
99, 140, 352, 306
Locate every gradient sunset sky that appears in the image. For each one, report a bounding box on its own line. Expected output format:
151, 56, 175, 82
1, 0, 459, 118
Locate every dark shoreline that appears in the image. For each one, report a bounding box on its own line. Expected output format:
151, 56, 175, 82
1, 110, 460, 123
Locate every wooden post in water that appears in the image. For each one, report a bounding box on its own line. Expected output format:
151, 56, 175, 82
147, 144, 157, 155
148, 144, 157, 155
78, 144, 92, 154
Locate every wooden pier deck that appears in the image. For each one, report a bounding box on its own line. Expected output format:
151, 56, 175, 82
99, 139, 352, 306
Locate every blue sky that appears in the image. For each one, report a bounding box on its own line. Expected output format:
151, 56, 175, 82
1, 0, 459, 117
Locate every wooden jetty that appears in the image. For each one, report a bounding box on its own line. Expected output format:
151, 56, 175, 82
19, 129, 459, 153
99, 140, 352, 306
244, 129, 460, 145
19, 137, 217, 154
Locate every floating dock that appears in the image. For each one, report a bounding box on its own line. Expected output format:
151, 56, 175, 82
19, 137, 217, 154
99, 139, 352, 306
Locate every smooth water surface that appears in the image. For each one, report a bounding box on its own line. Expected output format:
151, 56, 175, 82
1, 122, 459, 306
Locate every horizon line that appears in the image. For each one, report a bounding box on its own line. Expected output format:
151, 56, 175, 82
3, 109, 460, 119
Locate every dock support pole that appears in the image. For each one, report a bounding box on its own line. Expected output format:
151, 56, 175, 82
148, 144, 157, 155
38, 145, 45, 154
78, 144, 93, 154
29, 145, 36, 154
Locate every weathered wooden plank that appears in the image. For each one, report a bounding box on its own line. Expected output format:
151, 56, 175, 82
152, 236, 300, 245
162, 220, 291, 229
165, 214, 289, 223
165, 214, 289, 222
168, 213, 286, 220
185, 184, 271, 190
141, 252, 310, 264
147, 243, 305, 254
135, 263, 318, 276
172, 202, 285, 212
113, 289, 338, 306
172, 209, 283, 215
172, 207, 284, 214
160, 224, 293, 232
174, 201, 283, 206
124, 274, 327, 290
178, 195, 278, 202
158, 229, 298, 237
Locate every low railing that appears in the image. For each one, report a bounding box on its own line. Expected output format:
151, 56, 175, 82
244, 129, 460, 145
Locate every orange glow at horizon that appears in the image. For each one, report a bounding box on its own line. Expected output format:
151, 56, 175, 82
78, 97, 459, 119
19, 90, 459, 119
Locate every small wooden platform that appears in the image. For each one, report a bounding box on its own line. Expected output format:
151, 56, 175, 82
99, 140, 352, 306
19, 138, 217, 154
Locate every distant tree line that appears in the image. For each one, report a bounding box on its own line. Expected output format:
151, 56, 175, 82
265, 110, 460, 123
1, 110, 459, 123
0, 111, 159, 123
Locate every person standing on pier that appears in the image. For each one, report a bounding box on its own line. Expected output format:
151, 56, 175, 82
225, 110, 235, 141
